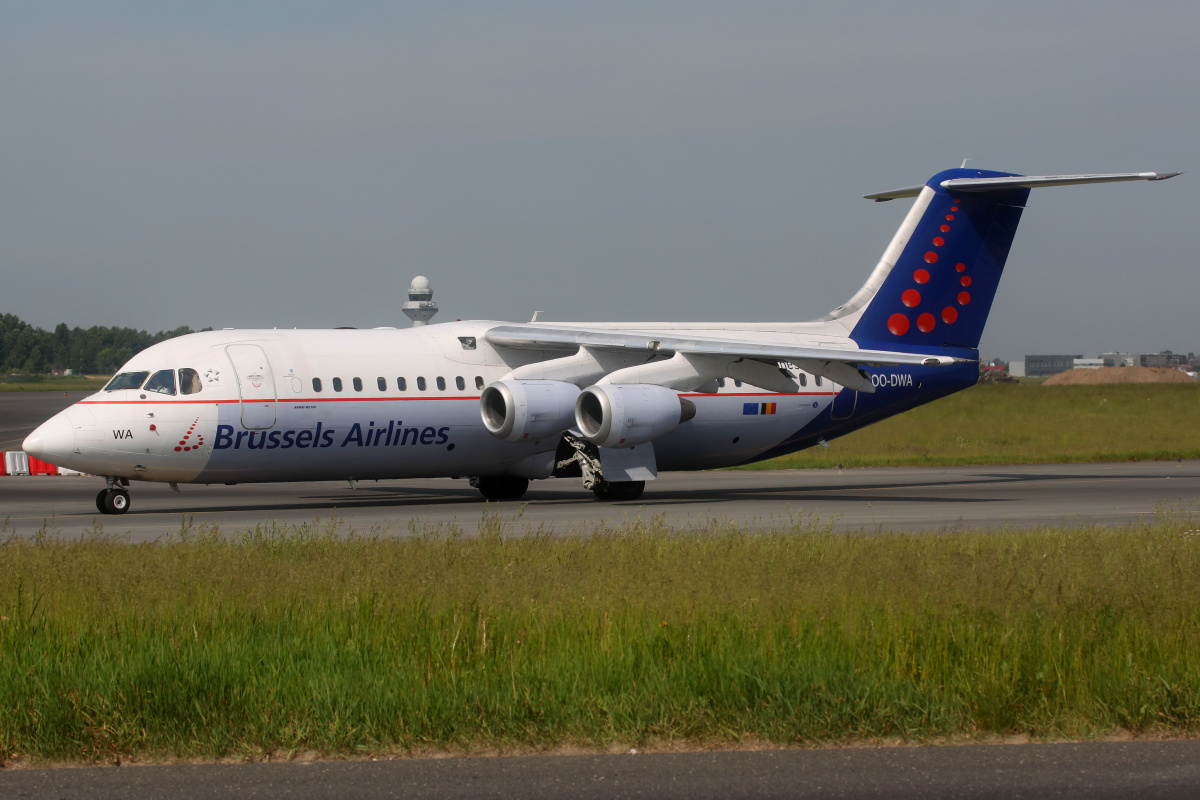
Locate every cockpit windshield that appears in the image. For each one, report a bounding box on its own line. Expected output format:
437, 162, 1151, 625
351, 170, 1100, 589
179, 368, 203, 395
104, 371, 150, 391
143, 369, 177, 395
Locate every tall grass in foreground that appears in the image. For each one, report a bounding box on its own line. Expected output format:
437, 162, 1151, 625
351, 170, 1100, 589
749, 383, 1200, 469
3, 510, 1200, 762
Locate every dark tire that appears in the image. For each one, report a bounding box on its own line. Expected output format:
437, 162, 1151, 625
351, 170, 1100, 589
476, 476, 530, 501
103, 488, 130, 515
96, 489, 109, 513
592, 480, 645, 501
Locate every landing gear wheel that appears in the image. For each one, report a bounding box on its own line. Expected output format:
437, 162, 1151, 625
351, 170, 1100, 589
102, 488, 130, 515
475, 476, 530, 501
592, 480, 645, 502
96, 489, 110, 513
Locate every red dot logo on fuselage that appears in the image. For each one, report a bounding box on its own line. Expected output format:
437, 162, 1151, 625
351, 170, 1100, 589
174, 417, 206, 452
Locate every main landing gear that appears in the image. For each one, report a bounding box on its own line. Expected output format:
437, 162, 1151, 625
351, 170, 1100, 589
557, 435, 648, 502
590, 479, 646, 502
471, 475, 530, 501
96, 477, 131, 515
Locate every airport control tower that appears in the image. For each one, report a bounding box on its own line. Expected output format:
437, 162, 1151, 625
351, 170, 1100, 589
401, 275, 438, 327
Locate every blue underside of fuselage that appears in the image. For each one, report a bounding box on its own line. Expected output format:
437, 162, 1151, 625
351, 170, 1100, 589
744, 358, 980, 465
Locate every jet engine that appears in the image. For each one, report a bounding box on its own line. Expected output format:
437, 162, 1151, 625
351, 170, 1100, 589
575, 384, 696, 449
480, 380, 581, 443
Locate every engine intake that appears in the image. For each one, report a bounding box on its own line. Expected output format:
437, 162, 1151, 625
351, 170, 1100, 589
480, 380, 580, 443
575, 384, 696, 449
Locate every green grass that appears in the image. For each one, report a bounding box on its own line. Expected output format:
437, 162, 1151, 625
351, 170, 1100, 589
0, 374, 107, 392
748, 383, 1200, 469
3, 509, 1200, 763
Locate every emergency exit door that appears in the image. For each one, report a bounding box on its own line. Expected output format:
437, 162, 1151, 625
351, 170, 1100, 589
226, 344, 277, 430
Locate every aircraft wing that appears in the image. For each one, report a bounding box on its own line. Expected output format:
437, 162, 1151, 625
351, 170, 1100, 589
483, 325, 968, 367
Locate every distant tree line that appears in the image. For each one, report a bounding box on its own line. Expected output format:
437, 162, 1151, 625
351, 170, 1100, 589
0, 313, 209, 375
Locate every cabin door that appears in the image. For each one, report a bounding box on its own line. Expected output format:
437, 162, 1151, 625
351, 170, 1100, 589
829, 385, 857, 420
226, 344, 277, 430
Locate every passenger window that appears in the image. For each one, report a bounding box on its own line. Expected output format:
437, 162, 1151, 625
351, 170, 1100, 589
798, 374, 807, 387
312, 377, 323, 392
734, 380, 743, 388
815, 376, 823, 387
333, 377, 343, 392
143, 369, 177, 396
475, 376, 484, 390
353, 377, 363, 392
377, 377, 386, 391
417, 377, 427, 391
436, 377, 446, 391
179, 368, 203, 395
455, 376, 465, 391
717, 378, 725, 388
397, 377, 407, 391
104, 371, 150, 391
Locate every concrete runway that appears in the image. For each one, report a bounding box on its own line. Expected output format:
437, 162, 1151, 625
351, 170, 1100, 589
3, 461, 1198, 540
0, 390, 77, 451
3, 740, 1199, 799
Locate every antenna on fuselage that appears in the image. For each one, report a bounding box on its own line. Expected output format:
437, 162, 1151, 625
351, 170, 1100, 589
402, 276, 438, 327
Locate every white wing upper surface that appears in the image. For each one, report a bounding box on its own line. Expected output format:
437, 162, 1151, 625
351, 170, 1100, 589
484, 325, 963, 367
483, 325, 971, 394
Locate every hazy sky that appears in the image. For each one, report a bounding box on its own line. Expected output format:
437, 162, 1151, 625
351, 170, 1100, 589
2, 1, 1196, 360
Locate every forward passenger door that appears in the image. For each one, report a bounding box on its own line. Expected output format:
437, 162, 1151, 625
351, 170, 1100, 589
226, 344, 277, 430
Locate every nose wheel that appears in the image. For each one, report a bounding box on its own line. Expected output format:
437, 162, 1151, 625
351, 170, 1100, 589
96, 488, 131, 515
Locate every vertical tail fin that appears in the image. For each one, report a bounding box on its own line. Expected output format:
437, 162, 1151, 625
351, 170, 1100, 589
839, 168, 1178, 351
848, 168, 1028, 351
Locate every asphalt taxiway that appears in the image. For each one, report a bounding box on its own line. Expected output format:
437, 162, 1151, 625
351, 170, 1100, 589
3, 740, 1199, 799
2, 461, 1197, 540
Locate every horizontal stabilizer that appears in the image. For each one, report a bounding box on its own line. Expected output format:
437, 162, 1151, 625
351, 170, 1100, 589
865, 171, 1179, 202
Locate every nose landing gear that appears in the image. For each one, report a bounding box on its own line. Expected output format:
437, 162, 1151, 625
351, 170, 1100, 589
96, 478, 131, 515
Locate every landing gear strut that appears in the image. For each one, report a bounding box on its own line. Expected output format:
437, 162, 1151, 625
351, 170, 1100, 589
557, 435, 647, 502
96, 477, 131, 515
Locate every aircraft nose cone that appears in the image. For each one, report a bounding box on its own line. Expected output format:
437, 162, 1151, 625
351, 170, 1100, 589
23, 415, 74, 465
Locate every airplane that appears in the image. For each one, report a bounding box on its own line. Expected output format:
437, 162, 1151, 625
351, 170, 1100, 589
22, 167, 1178, 514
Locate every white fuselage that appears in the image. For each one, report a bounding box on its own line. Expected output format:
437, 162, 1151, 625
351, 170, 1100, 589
35, 322, 843, 485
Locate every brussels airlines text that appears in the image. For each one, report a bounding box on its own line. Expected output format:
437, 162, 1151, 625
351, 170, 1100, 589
214, 421, 451, 451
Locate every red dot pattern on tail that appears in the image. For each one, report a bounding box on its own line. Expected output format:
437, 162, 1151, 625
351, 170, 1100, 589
892, 197, 973, 336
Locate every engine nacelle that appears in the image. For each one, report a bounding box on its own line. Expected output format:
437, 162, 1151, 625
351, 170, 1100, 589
575, 384, 696, 449
480, 380, 581, 443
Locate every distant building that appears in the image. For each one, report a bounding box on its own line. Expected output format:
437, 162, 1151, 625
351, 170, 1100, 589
1143, 352, 1188, 368
1101, 352, 1139, 367
1024, 355, 1081, 377
1073, 358, 1103, 370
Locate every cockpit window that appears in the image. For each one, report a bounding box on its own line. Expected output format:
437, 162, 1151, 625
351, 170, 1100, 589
143, 369, 177, 396
104, 371, 150, 391
179, 368, 203, 395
